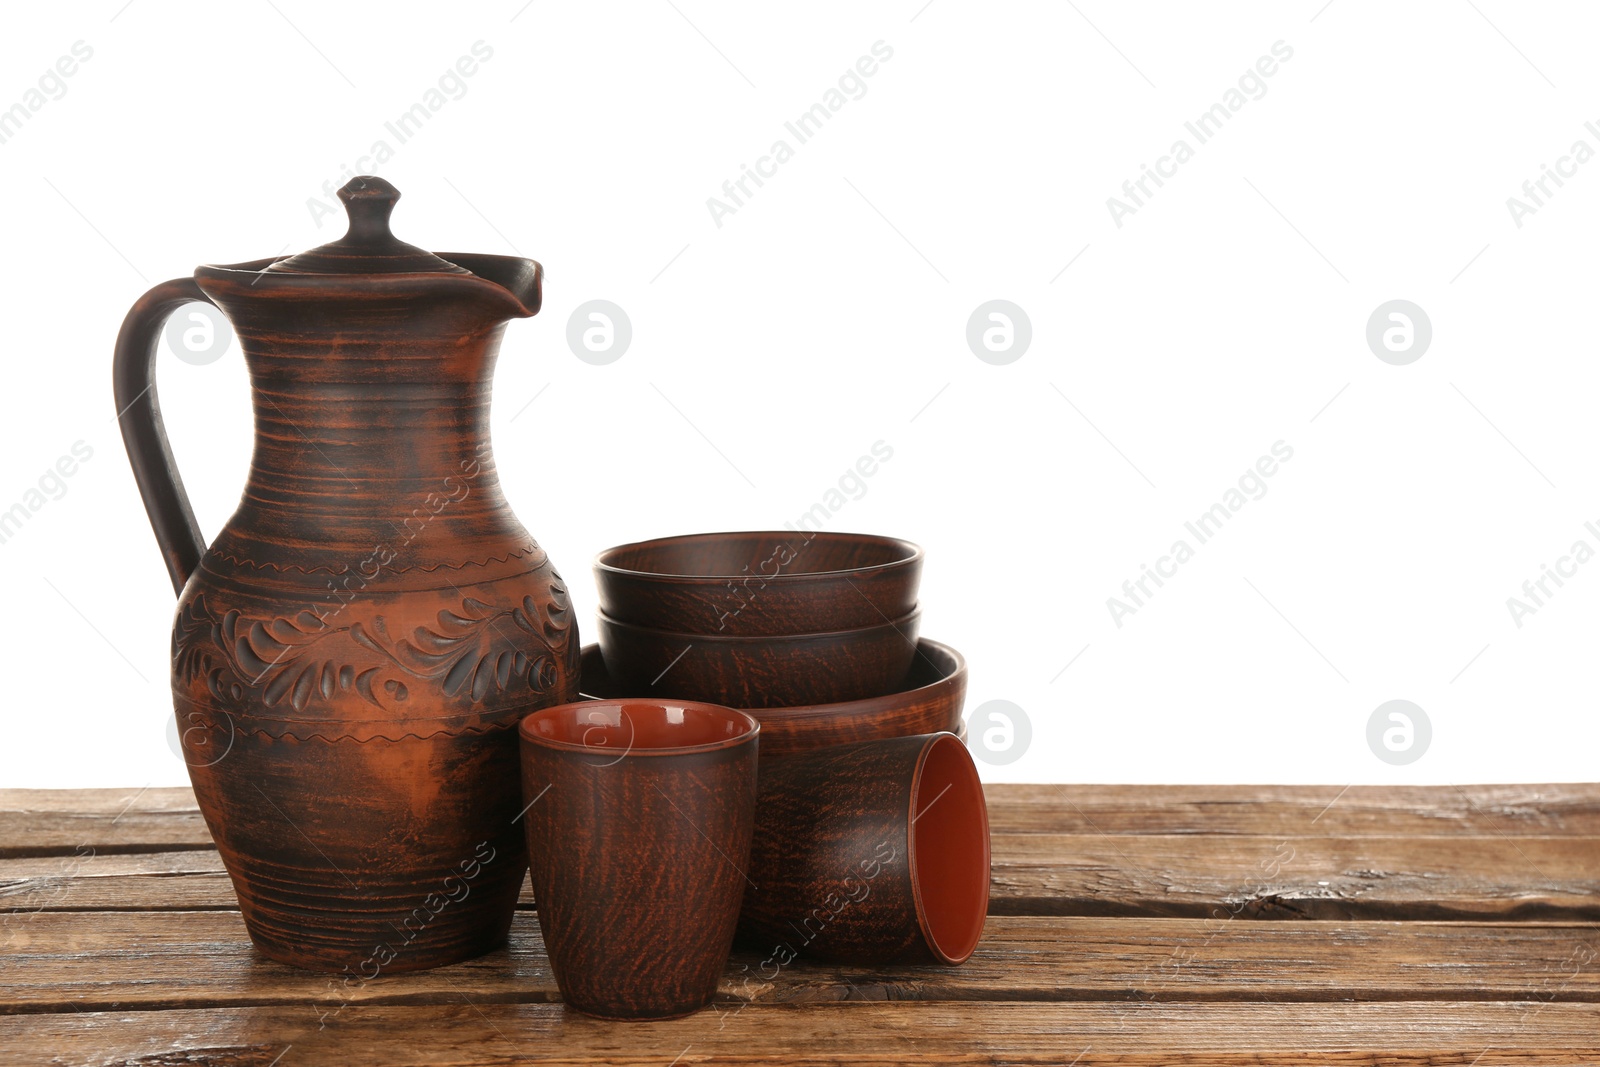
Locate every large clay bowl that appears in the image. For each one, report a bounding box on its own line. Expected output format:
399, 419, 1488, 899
595, 531, 922, 636
580, 638, 966, 761
596, 609, 920, 709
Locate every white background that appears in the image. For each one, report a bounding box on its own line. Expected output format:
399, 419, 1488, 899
3, 1, 1597, 789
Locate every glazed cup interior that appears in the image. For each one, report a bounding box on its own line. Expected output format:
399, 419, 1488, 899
520, 699, 758, 755
909, 734, 991, 964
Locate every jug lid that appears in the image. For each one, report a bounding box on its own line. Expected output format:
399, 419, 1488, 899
265, 176, 472, 276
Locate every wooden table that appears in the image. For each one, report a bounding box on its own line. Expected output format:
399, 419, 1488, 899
2, 784, 1596, 1065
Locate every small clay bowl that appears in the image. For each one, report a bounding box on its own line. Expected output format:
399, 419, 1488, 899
595, 531, 922, 636
739, 732, 991, 965
580, 638, 967, 763
596, 608, 921, 709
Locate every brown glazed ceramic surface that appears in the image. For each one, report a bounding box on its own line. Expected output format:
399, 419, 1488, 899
595, 531, 922, 636
739, 733, 990, 966
579, 638, 967, 762
112, 178, 579, 973
595, 608, 920, 709
520, 700, 759, 1020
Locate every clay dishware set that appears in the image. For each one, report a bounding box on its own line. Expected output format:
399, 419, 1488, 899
114, 178, 990, 1021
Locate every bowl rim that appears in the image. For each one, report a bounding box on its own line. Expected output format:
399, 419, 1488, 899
594, 530, 924, 584
519, 698, 761, 756
579, 637, 965, 718
596, 605, 921, 644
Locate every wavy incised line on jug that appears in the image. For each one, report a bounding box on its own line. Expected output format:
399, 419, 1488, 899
233, 717, 525, 746
206, 541, 546, 576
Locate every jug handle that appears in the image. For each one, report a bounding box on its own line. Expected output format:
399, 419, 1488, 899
112, 278, 215, 597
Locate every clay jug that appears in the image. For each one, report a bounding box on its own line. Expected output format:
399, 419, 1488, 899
112, 177, 579, 973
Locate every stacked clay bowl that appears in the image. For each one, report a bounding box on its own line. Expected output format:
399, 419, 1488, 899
594, 532, 924, 709
579, 638, 967, 764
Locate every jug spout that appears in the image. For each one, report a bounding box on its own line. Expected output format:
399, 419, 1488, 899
441, 252, 542, 319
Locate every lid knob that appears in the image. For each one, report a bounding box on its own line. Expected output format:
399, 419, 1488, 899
338, 176, 401, 243
264, 176, 470, 276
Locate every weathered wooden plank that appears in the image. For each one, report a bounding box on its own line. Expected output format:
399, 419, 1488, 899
0, 789, 197, 815
0, 788, 210, 858
992, 833, 1600, 921
987, 783, 1600, 836
5, 833, 1597, 922
0, 911, 1596, 1014
1, 787, 1596, 1064
2, 1001, 1597, 1066
7, 784, 1599, 858
0, 850, 233, 914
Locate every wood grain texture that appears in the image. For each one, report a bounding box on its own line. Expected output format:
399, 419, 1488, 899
0, 788, 210, 857
8, 824, 1594, 924
991, 833, 1600, 920
4, 1001, 1598, 1066
986, 783, 1600, 835
0, 850, 231, 912
11, 782, 1595, 856
1, 911, 1596, 1013
4, 784, 1597, 1064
